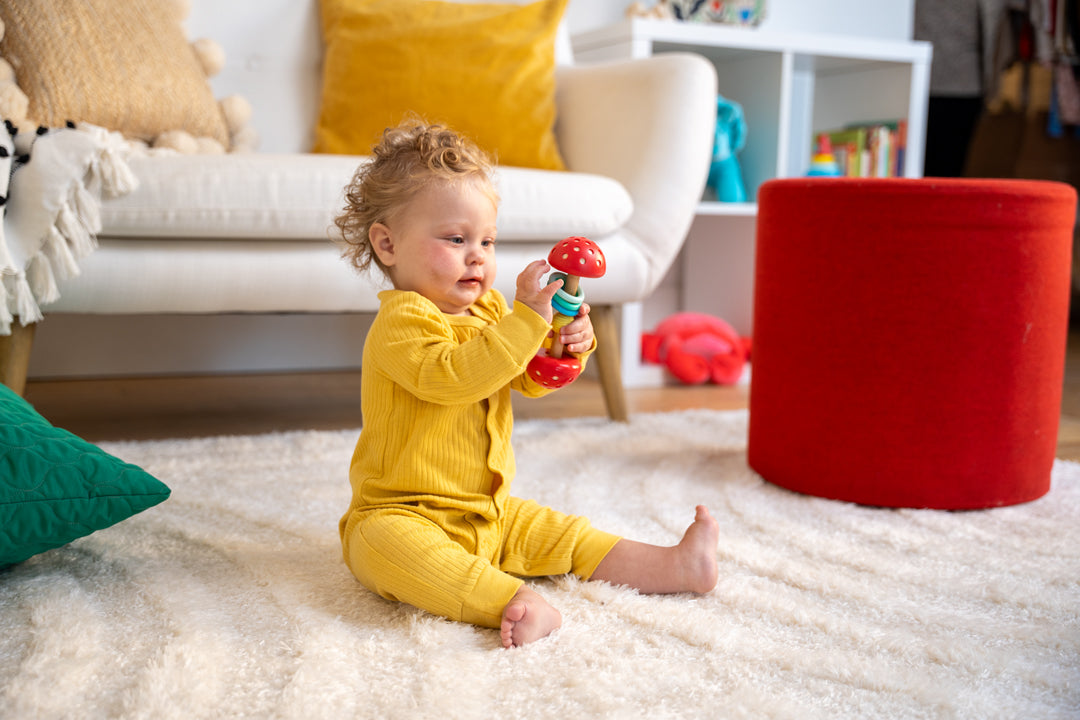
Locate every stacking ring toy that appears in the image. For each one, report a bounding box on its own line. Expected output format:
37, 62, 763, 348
526, 237, 607, 389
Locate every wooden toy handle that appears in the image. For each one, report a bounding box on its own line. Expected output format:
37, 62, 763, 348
548, 274, 580, 358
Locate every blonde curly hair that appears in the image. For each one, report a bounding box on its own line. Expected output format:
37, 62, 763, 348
333, 121, 498, 275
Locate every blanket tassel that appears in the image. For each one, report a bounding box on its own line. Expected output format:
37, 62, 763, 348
27, 253, 60, 306
44, 226, 81, 280
0, 280, 13, 335
71, 181, 103, 234
12, 274, 43, 326
55, 204, 98, 260
100, 150, 138, 198
81, 124, 139, 198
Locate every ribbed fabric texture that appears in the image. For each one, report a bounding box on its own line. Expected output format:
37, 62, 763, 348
340, 289, 615, 627
343, 289, 554, 514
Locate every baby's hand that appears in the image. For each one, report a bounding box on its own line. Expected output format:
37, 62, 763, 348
557, 303, 594, 355
515, 260, 561, 323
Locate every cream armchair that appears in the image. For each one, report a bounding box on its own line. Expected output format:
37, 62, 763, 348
0, 1, 717, 421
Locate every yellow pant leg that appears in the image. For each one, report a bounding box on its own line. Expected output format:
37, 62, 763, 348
498, 498, 621, 579
345, 508, 523, 629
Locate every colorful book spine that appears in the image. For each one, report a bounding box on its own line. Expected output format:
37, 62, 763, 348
815, 120, 908, 178
824, 128, 866, 177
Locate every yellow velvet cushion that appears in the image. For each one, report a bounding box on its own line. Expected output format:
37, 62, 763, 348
314, 0, 567, 170
0, 0, 229, 147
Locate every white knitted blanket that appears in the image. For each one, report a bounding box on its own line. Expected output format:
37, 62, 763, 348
0, 123, 136, 334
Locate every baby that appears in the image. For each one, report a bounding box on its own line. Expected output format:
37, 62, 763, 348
335, 121, 719, 647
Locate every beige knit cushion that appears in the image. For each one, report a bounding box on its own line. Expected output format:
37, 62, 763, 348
0, 0, 229, 147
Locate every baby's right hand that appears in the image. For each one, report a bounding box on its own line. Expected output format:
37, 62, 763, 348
515, 260, 560, 324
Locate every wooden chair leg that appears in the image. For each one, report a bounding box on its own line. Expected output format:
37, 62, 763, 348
591, 304, 629, 422
0, 321, 36, 396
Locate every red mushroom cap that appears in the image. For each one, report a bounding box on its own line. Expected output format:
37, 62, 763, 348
548, 236, 606, 279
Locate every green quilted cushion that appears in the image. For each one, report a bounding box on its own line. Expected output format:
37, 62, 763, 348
0, 383, 170, 568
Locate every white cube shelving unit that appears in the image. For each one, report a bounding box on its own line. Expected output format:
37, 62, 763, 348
572, 19, 932, 386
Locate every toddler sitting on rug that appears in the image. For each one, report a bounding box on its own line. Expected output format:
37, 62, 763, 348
334, 121, 719, 647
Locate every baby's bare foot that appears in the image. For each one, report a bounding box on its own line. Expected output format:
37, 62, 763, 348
679, 505, 720, 593
500, 586, 562, 648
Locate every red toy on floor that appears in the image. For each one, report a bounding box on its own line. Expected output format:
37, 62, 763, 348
641, 312, 751, 385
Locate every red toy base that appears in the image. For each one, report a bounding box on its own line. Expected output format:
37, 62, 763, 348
527, 350, 582, 389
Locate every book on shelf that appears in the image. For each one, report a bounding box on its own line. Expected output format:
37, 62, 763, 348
815, 120, 907, 178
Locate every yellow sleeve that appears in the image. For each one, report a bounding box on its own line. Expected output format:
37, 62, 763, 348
366, 291, 551, 405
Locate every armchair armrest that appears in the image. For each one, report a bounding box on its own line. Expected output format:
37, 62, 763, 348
554, 53, 717, 295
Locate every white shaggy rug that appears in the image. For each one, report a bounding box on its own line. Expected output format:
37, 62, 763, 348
1, 410, 1078, 719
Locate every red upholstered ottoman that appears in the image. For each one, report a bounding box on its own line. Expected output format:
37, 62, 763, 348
747, 178, 1077, 508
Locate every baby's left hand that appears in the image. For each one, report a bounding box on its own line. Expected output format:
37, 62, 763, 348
557, 303, 594, 355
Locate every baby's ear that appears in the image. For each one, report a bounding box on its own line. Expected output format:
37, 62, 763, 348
369, 223, 396, 267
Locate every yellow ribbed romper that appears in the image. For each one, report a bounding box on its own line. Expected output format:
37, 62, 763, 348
339, 289, 621, 628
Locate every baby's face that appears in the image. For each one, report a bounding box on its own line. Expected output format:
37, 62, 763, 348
377, 179, 499, 315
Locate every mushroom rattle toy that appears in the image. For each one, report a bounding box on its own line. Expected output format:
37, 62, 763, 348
526, 236, 607, 389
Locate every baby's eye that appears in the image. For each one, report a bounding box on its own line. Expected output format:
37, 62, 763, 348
447, 236, 465, 244
482, 239, 496, 248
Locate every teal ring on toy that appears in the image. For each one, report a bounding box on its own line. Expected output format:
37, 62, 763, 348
556, 286, 584, 308
552, 292, 582, 317
549, 272, 584, 316
548, 271, 570, 288
552, 293, 581, 317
